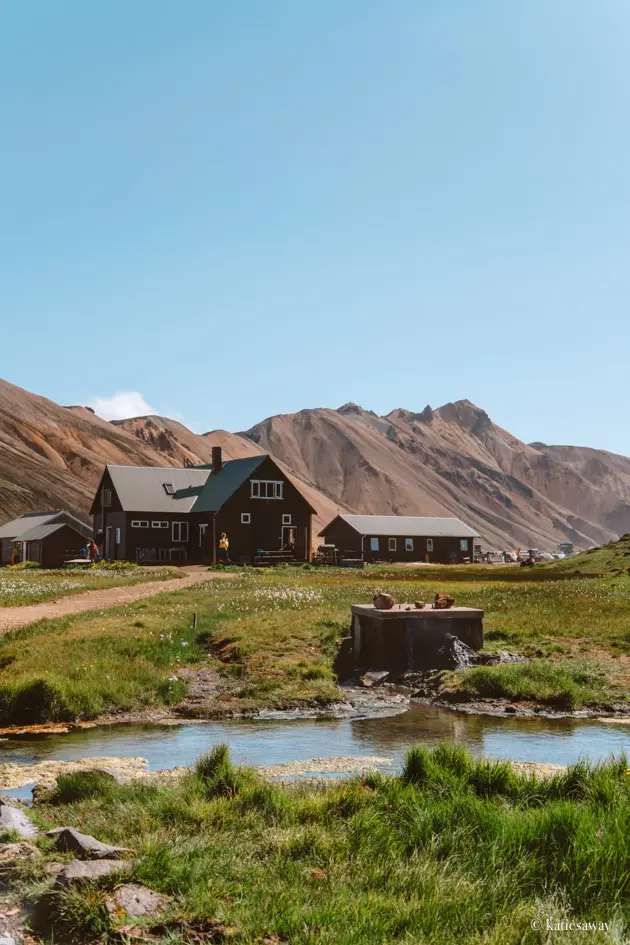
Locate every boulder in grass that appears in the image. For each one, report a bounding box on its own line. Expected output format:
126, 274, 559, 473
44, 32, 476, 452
0, 842, 41, 866
105, 883, 169, 919
47, 827, 131, 859
55, 858, 132, 887
0, 804, 38, 840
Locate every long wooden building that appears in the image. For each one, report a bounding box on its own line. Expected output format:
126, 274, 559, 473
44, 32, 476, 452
319, 514, 478, 564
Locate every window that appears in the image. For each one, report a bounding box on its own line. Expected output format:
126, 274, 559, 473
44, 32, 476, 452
101, 489, 112, 507
198, 524, 208, 547
115, 528, 121, 545
370, 537, 379, 552
131, 520, 149, 528
152, 521, 169, 529
282, 514, 292, 525
388, 538, 397, 551
460, 539, 469, 551
241, 513, 251, 524
172, 522, 189, 542
427, 539, 434, 552
250, 480, 284, 499
405, 538, 414, 551
163, 483, 175, 496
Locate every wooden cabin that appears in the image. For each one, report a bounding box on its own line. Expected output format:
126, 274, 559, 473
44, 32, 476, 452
0, 511, 92, 568
319, 514, 478, 564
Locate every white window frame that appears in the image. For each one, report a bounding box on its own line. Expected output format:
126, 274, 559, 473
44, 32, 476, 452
405, 538, 414, 552
241, 513, 251, 524
131, 520, 149, 528
115, 528, 121, 545
388, 538, 397, 551
102, 489, 112, 507
172, 521, 189, 543
282, 513, 292, 525
370, 537, 379, 552
427, 538, 434, 552
151, 521, 169, 529
250, 479, 284, 500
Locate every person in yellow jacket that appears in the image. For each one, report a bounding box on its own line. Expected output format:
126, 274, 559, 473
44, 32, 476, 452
218, 532, 229, 563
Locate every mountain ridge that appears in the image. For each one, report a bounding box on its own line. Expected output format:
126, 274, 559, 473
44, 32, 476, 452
1, 377, 629, 549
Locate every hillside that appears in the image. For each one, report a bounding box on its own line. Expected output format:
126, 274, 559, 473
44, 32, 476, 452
244, 401, 630, 549
0, 381, 342, 538
541, 535, 630, 575
1, 377, 630, 549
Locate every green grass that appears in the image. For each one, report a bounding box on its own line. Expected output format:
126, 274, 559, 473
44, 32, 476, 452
540, 535, 630, 575
0, 564, 181, 606
23, 744, 630, 944
1, 568, 630, 725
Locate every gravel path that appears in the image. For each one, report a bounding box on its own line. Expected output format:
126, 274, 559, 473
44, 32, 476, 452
0, 568, 227, 634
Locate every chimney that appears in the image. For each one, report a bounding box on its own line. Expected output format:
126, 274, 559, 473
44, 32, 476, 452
212, 446, 222, 475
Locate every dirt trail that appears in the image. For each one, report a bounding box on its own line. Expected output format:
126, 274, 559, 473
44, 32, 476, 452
0, 568, 227, 634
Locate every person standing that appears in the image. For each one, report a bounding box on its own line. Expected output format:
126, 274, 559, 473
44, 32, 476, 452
11, 544, 20, 566
218, 532, 229, 563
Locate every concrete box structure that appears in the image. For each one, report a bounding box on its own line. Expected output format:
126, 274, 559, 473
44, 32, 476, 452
351, 603, 484, 672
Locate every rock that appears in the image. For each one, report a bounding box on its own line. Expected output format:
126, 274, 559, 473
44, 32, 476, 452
414, 601, 425, 609
105, 883, 168, 919
432, 634, 477, 670
56, 858, 132, 887
0, 842, 41, 865
47, 827, 130, 859
433, 592, 455, 610
0, 934, 17, 945
373, 593, 395, 610
358, 670, 390, 689
0, 804, 38, 840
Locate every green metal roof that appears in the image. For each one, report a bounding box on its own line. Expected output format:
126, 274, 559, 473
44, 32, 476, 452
191, 456, 268, 513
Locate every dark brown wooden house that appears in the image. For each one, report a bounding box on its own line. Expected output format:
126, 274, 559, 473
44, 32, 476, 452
319, 514, 478, 564
90, 448, 315, 564
0, 511, 92, 568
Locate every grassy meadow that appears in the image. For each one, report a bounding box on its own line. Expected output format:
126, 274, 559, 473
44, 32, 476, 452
0, 564, 181, 607
15, 743, 629, 944
0, 565, 629, 724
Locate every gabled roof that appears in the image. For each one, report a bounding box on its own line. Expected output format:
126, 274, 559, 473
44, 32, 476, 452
191, 456, 268, 513
0, 511, 92, 541
320, 514, 478, 538
104, 466, 211, 513
19, 521, 85, 542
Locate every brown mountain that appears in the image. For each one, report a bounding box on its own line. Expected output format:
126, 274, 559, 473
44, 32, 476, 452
243, 400, 630, 549
1, 376, 629, 549
0, 379, 343, 537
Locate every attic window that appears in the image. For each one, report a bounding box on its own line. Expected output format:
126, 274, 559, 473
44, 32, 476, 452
163, 483, 175, 496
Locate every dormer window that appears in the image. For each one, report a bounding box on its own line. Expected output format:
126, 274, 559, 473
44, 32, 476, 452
163, 483, 175, 496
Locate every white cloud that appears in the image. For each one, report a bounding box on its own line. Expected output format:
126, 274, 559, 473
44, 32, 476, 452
89, 391, 156, 421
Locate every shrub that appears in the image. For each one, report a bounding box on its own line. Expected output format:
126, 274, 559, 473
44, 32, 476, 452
7, 560, 41, 570
194, 744, 254, 798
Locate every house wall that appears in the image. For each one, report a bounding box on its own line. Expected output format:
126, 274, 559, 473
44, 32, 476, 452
119, 511, 195, 564
320, 519, 474, 563
25, 526, 86, 568
198, 457, 313, 563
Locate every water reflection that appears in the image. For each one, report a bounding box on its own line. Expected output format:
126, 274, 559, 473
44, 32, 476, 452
1, 706, 629, 774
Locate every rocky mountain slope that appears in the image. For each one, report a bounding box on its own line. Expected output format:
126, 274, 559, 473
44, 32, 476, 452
0, 379, 342, 537
244, 401, 630, 549
1, 376, 629, 549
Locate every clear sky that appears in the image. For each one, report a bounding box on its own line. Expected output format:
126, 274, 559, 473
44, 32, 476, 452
2, 1, 629, 451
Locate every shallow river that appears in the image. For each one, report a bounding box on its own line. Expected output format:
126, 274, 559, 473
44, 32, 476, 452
2, 705, 630, 795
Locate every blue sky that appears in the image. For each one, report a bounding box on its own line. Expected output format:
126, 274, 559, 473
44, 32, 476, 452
2, 1, 629, 451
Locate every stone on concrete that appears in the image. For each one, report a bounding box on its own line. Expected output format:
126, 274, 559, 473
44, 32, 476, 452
0, 805, 38, 840
358, 670, 390, 688
56, 858, 132, 887
47, 827, 130, 859
105, 883, 168, 919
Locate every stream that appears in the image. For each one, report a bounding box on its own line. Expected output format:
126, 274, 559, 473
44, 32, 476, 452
2, 704, 630, 798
